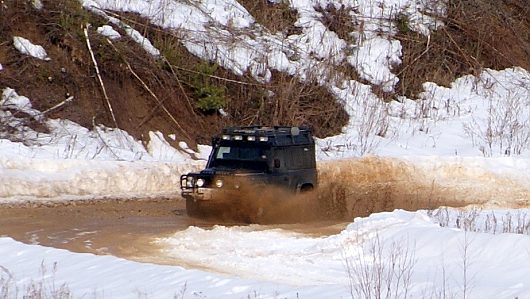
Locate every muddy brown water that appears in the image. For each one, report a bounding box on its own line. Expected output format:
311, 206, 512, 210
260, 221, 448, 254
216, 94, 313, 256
0, 198, 349, 267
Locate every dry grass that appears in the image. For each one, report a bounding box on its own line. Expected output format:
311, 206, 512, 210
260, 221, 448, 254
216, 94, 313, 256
236, 0, 301, 35
343, 235, 416, 299
396, 0, 530, 97
431, 208, 530, 235
314, 3, 357, 44
0, 263, 72, 299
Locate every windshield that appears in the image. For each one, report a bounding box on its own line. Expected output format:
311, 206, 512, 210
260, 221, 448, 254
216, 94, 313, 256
215, 146, 268, 160
209, 145, 270, 171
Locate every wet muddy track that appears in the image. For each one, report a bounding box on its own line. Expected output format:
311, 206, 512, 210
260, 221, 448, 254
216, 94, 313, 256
0, 198, 349, 267
2, 157, 525, 268
0, 198, 190, 263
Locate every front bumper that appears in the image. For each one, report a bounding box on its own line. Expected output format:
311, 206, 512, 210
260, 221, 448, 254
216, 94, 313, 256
181, 175, 241, 201
180, 174, 248, 201
182, 187, 226, 200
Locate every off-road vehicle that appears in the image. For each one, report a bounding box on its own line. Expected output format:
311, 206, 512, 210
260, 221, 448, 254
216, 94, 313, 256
180, 126, 317, 219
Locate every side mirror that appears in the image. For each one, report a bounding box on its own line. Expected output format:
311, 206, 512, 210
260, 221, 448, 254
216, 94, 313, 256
274, 159, 281, 168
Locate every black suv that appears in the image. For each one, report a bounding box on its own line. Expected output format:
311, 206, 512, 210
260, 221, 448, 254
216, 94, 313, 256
180, 126, 317, 218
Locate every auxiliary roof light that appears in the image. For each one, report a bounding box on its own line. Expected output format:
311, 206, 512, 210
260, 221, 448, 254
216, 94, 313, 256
247, 136, 256, 141
233, 135, 243, 140
259, 136, 269, 142
222, 135, 230, 140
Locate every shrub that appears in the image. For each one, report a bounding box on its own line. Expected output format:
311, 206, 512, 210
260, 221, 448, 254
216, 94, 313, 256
192, 62, 227, 112
395, 13, 410, 34
194, 85, 226, 112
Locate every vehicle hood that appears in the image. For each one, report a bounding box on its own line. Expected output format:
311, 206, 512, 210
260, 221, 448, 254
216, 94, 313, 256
199, 167, 265, 176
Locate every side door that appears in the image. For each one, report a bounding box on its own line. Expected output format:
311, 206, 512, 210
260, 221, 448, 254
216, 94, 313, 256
269, 147, 293, 189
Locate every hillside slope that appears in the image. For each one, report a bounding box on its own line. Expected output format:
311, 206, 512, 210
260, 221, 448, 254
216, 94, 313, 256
0, 0, 529, 150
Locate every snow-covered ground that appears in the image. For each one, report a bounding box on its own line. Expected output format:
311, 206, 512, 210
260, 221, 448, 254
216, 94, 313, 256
1, 0, 530, 298
2, 208, 530, 298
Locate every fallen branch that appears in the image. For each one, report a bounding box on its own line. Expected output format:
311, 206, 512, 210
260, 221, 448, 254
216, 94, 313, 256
40, 96, 74, 116
91, 116, 120, 160
84, 24, 119, 128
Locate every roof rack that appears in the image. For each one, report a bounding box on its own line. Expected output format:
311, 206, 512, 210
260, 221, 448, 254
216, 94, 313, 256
219, 126, 313, 146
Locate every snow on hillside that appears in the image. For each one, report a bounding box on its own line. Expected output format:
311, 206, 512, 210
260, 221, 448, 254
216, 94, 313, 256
82, 0, 443, 88
12, 36, 50, 61
79, 0, 530, 159
1, 0, 530, 298
318, 67, 530, 159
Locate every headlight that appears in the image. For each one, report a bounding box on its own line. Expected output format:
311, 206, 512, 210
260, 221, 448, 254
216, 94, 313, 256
215, 179, 223, 188
196, 178, 205, 187
186, 177, 193, 187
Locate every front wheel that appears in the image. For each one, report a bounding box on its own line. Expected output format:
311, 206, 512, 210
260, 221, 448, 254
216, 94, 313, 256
300, 184, 314, 193
185, 197, 203, 217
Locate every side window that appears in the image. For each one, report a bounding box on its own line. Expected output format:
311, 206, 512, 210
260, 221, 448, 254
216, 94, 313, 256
276, 146, 313, 170
285, 147, 312, 169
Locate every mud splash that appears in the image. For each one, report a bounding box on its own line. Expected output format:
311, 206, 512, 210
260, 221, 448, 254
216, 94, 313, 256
227, 156, 530, 223
316, 156, 530, 219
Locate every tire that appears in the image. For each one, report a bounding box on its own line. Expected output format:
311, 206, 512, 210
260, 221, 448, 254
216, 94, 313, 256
185, 197, 203, 217
300, 184, 314, 193
186, 197, 231, 219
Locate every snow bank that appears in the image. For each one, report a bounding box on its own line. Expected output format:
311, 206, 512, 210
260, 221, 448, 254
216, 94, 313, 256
0, 156, 195, 201
3, 209, 529, 298
0, 237, 297, 299
0, 88, 207, 201
155, 208, 530, 298
0, 125, 205, 201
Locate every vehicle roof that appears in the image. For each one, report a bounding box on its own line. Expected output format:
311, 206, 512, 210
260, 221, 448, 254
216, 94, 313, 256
219, 126, 314, 147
